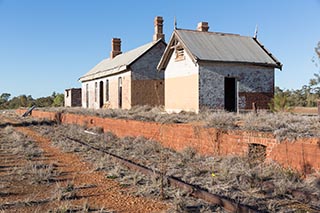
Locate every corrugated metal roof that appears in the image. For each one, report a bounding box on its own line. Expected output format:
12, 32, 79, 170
80, 40, 160, 82
175, 29, 281, 68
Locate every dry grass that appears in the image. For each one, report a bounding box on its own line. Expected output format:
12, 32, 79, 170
33, 123, 320, 212
52, 181, 77, 201
241, 111, 320, 141
0, 116, 126, 213
27, 162, 59, 184
5, 110, 319, 211
39, 106, 320, 141
48, 200, 112, 213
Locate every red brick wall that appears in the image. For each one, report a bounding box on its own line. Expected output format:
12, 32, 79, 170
269, 139, 320, 173
16, 109, 320, 174
239, 92, 273, 109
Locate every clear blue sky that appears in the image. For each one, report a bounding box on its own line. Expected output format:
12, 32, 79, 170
1, 0, 320, 98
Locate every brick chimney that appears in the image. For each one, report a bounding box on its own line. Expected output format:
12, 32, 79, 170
110, 38, 122, 59
153, 16, 165, 41
197, 22, 209, 32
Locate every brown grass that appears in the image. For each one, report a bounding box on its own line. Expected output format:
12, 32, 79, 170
6, 109, 320, 211
31, 122, 320, 212
38, 106, 320, 141
0, 118, 115, 212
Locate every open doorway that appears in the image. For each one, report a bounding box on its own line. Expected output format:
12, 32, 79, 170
99, 81, 104, 108
224, 77, 237, 112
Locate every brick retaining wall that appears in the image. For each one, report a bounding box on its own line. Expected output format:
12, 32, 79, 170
16, 109, 320, 174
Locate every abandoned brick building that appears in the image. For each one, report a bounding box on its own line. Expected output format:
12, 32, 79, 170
158, 22, 282, 113
79, 16, 166, 109
64, 88, 81, 107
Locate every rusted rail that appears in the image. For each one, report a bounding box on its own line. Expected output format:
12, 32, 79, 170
65, 136, 258, 213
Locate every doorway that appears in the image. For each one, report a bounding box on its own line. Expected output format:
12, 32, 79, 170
118, 77, 122, 108
224, 77, 236, 112
99, 81, 104, 108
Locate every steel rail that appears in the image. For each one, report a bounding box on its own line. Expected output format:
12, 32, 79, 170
65, 136, 258, 213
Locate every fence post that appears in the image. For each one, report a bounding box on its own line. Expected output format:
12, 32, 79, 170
252, 102, 257, 114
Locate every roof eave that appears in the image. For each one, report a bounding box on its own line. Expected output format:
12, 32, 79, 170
253, 38, 282, 70
79, 65, 129, 82
198, 59, 281, 69
157, 32, 176, 71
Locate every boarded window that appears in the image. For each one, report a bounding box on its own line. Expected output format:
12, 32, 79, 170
248, 143, 266, 163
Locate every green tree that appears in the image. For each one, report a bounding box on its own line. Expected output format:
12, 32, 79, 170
5, 96, 23, 109
19, 95, 28, 107
315, 41, 320, 58
0, 92, 64, 109
0, 93, 11, 107
35, 96, 53, 107
269, 87, 291, 112
0, 93, 11, 102
52, 93, 64, 107
27, 95, 35, 107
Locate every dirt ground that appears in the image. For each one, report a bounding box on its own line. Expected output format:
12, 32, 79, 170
2, 110, 319, 213
291, 107, 318, 115
0, 114, 169, 212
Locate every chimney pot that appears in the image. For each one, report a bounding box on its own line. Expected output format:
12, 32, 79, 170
110, 38, 122, 59
197, 22, 209, 32
153, 16, 165, 41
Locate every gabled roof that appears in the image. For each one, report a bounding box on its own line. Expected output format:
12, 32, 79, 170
80, 39, 165, 82
158, 29, 282, 70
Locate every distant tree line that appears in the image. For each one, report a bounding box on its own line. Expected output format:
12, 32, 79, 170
0, 92, 64, 109
270, 42, 320, 111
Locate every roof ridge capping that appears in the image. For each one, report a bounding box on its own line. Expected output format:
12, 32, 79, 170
175, 28, 241, 36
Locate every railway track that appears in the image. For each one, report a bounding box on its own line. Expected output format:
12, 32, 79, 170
5, 113, 319, 213
64, 136, 258, 213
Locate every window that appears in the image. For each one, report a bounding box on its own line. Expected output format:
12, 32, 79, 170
66, 90, 69, 97
106, 79, 109, 101
86, 84, 89, 108
175, 46, 185, 61
118, 77, 122, 108
94, 82, 98, 102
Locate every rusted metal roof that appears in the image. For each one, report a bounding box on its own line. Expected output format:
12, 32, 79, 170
80, 39, 163, 82
158, 29, 282, 70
